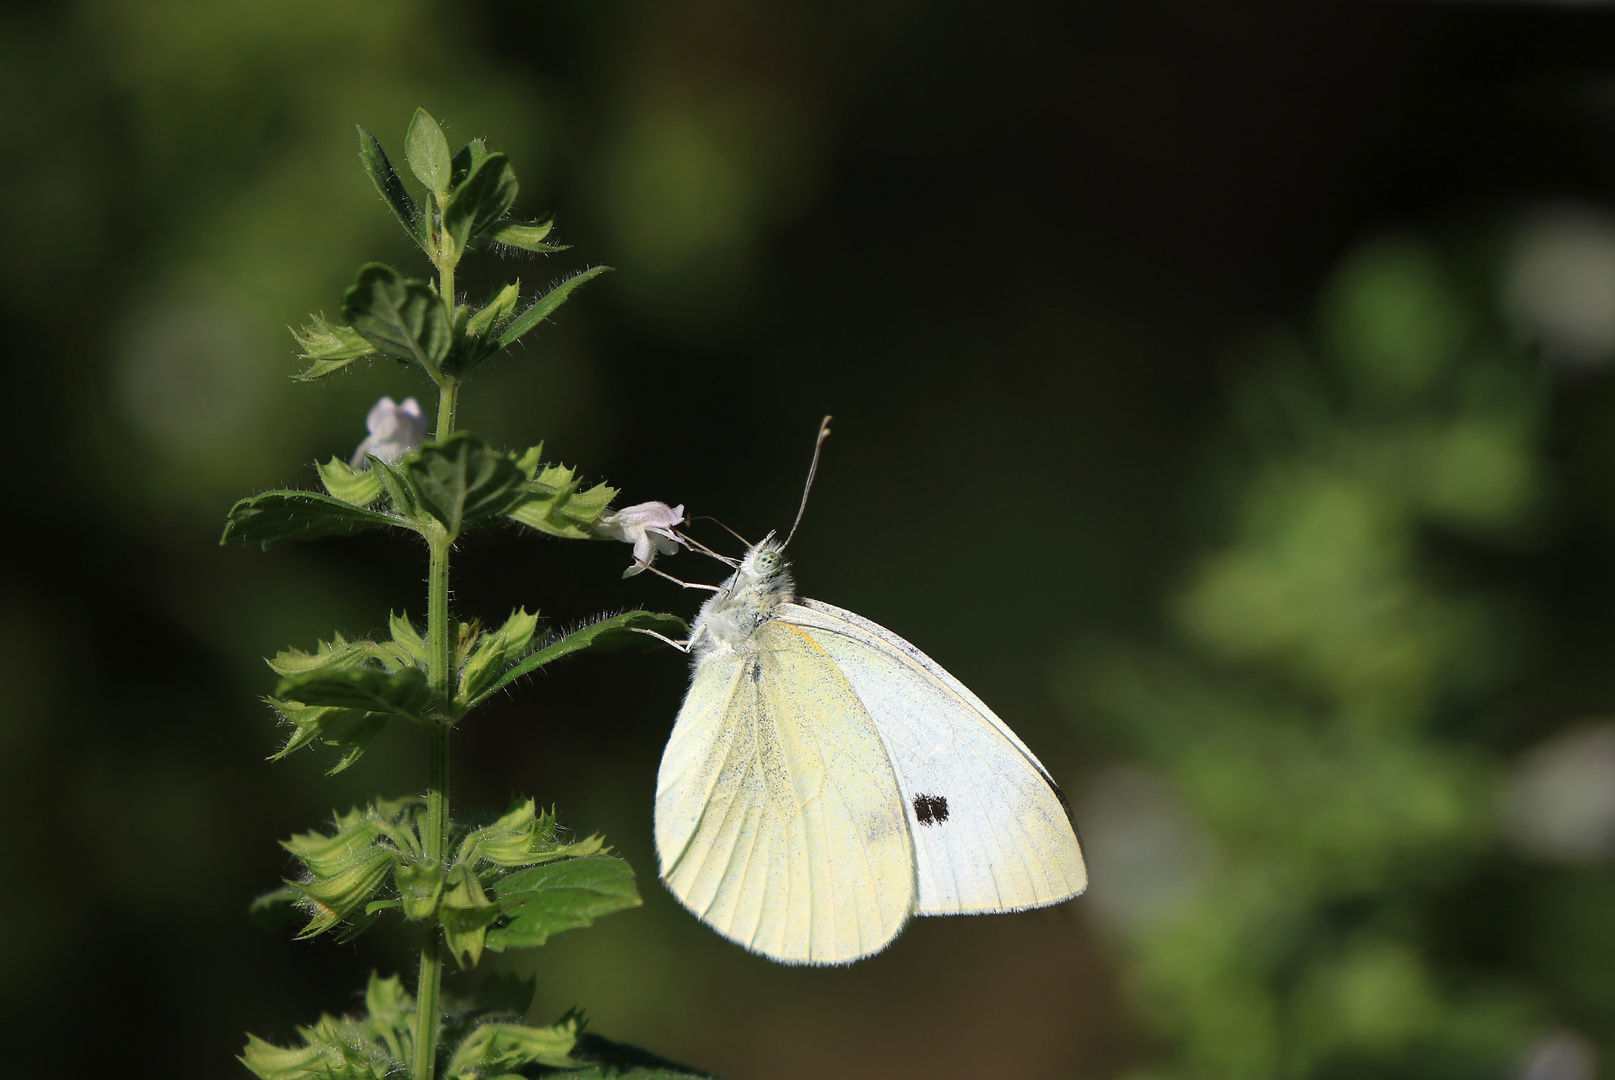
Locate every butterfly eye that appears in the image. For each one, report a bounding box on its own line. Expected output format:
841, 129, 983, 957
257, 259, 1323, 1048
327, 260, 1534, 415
753, 550, 782, 575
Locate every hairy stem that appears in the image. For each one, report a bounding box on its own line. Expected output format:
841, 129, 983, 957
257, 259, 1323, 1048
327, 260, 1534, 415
414, 534, 453, 1079
413, 213, 465, 1080
433, 235, 459, 440
412, 724, 449, 1080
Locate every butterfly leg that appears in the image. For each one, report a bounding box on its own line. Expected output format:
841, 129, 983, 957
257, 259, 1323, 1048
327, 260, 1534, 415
633, 559, 723, 593
629, 626, 692, 653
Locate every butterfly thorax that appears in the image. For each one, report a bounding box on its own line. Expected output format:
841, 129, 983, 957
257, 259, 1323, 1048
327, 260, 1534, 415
690, 540, 795, 658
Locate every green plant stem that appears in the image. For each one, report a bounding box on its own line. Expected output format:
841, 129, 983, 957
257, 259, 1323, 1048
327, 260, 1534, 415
412, 216, 464, 1080
434, 379, 458, 441
434, 236, 459, 439
414, 533, 454, 1080
413, 725, 449, 1080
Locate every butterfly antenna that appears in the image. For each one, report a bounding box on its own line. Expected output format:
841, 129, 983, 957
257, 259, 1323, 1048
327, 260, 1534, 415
690, 514, 754, 550
783, 415, 832, 550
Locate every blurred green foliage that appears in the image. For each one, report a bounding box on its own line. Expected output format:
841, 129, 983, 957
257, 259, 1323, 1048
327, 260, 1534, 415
1067, 238, 1575, 1079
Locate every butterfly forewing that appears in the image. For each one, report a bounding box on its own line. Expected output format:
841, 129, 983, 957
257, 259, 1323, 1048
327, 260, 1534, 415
781, 600, 1088, 915
655, 621, 916, 964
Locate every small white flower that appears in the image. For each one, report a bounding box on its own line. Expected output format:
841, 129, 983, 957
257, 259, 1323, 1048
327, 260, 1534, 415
352, 396, 427, 468
597, 501, 686, 576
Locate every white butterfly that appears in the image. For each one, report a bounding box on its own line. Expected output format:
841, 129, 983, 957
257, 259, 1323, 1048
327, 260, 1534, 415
647, 421, 1087, 965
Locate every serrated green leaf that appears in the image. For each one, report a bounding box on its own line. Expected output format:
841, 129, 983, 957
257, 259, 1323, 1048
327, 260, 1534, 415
291, 314, 379, 381
486, 854, 642, 952
403, 434, 527, 539
341, 263, 451, 380
364, 973, 415, 1041
456, 800, 604, 871
484, 218, 566, 253
469, 611, 686, 708
445, 1017, 582, 1078
222, 491, 404, 550
242, 1025, 385, 1080
319, 457, 385, 506
507, 463, 619, 540
266, 699, 389, 772
357, 126, 422, 248
290, 845, 394, 939
441, 864, 501, 967
267, 633, 415, 679
277, 666, 433, 722
279, 803, 424, 937
445, 152, 518, 250
458, 608, 539, 706
242, 1014, 401, 1080
514, 443, 545, 480
389, 611, 428, 665
242, 974, 416, 1080
497, 266, 612, 349
268, 634, 369, 677
405, 107, 452, 196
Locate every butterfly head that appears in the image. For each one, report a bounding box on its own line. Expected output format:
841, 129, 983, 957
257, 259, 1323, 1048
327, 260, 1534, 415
747, 544, 785, 578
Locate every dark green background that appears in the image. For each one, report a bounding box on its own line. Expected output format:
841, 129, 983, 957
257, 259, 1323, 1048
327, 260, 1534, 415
6, 2, 1615, 1077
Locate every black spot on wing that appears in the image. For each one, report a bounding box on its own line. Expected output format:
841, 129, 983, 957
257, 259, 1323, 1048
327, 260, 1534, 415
749, 661, 762, 685
912, 794, 949, 826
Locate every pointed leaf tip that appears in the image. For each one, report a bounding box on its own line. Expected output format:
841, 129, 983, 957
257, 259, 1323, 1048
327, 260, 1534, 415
496, 266, 614, 349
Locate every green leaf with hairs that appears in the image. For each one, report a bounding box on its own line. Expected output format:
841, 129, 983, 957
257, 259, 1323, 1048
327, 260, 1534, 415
403, 434, 527, 539
241, 973, 416, 1080
456, 799, 603, 870
468, 611, 687, 709
486, 854, 642, 952
276, 666, 433, 723
496, 266, 612, 349
280, 812, 397, 938
268, 632, 414, 679
357, 125, 422, 247
506, 462, 617, 540
404, 107, 452, 196
222, 491, 404, 550
291, 314, 378, 381
318, 457, 384, 506
450, 281, 522, 377
341, 263, 451, 380
458, 608, 539, 707
484, 218, 566, 253
444, 1015, 583, 1077
265, 698, 390, 774
445, 152, 518, 249
389, 611, 428, 666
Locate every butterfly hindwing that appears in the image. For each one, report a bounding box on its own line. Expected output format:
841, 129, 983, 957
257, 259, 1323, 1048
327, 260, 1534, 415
780, 600, 1088, 915
655, 620, 916, 964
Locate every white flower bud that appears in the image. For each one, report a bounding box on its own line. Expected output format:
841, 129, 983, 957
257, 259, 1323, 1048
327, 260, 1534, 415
351, 396, 427, 468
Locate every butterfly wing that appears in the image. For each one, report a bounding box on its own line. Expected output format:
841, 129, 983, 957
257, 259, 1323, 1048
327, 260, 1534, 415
779, 599, 1087, 915
655, 620, 916, 964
